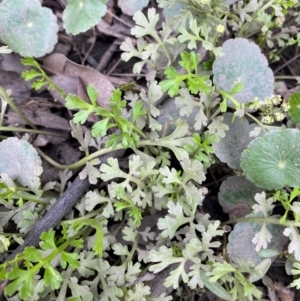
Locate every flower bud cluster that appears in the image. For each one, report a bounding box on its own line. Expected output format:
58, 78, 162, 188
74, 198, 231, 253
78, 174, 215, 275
275, 16, 285, 27
249, 94, 290, 124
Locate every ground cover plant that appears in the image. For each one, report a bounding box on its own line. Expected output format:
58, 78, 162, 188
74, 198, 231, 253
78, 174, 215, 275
0, 0, 300, 300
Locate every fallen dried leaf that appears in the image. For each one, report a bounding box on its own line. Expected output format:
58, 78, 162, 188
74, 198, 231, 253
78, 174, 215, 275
43, 53, 114, 109
274, 282, 295, 301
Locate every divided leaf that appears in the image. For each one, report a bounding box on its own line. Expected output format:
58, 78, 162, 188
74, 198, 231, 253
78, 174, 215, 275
5, 265, 35, 299
131, 8, 160, 38
212, 38, 274, 103
178, 19, 224, 57
157, 202, 188, 239
160, 51, 211, 97
0, 138, 42, 193
79, 159, 101, 185
68, 277, 93, 301
283, 227, 300, 261
0, 0, 58, 57
241, 129, 300, 189
156, 121, 192, 161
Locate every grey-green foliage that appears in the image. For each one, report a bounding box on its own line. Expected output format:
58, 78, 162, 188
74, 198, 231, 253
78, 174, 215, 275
149, 221, 224, 289
207, 258, 271, 301
0, 0, 58, 57
3, 1, 300, 300
157, 0, 229, 30
118, 0, 150, 16
213, 112, 256, 169
218, 176, 262, 218
227, 213, 288, 266
177, 18, 224, 56
162, 2, 186, 21
224, 0, 237, 5
120, 7, 178, 78
0, 0, 108, 57
0, 137, 42, 194
212, 38, 274, 103
0, 81, 224, 300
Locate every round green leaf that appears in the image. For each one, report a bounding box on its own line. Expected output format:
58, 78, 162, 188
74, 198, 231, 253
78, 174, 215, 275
63, 0, 108, 35
0, 137, 42, 193
118, 0, 150, 16
213, 112, 256, 169
0, 0, 58, 57
288, 92, 300, 123
241, 129, 300, 190
212, 38, 274, 103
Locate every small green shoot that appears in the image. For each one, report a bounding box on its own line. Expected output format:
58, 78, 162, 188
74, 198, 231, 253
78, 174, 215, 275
160, 51, 211, 97
66, 85, 147, 148
21, 57, 66, 98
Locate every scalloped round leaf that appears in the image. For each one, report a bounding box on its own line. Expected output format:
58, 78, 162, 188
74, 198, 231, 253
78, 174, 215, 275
241, 129, 300, 190
118, 0, 149, 16
218, 176, 262, 218
212, 112, 256, 169
0, 0, 58, 57
0, 138, 42, 193
63, 0, 107, 35
227, 213, 288, 266
224, 0, 238, 5
288, 92, 300, 123
162, 2, 186, 19
212, 38, 274, 103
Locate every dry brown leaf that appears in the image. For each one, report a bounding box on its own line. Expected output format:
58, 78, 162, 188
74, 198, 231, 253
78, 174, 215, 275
274, 282, 295, 301
6, 98, 71, 133
105, 5, 115, 24
7, 109, 71, 131
228, 203, 251, 219
33, 134, 67, 147
97, 20, 129, 39
0, 53, 26, 74
48, 74, 81, 104
43, 53, 114, 109
0, 53, 31, 105
0, 70, 31, 105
